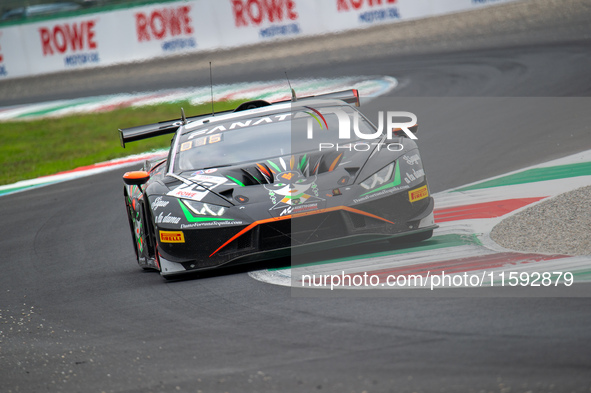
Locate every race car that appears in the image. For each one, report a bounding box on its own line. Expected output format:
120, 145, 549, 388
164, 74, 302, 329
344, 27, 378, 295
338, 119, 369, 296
120, 89, 436, 279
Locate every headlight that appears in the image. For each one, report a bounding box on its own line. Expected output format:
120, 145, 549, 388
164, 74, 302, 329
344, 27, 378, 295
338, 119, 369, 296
182, 199, 226, 216
360, 163, 395, 190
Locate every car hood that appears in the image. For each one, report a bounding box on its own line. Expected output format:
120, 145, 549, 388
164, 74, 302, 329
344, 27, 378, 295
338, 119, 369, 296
165, 143, 410, 218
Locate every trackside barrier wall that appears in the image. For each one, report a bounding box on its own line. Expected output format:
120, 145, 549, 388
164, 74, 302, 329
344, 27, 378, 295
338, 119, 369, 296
0, 0, 519, 80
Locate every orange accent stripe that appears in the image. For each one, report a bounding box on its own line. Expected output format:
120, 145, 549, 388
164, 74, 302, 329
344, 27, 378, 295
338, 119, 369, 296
209, 206, 394, 257
256, 163, 271, 178
290, 155, 295, 170
328, 153, 343, 172
312, 161, 320, 175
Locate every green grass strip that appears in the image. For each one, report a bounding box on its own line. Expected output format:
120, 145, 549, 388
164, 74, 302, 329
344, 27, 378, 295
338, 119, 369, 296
271, 233, 482, 271
455, 162, 591, 192
0, 100, 240, 186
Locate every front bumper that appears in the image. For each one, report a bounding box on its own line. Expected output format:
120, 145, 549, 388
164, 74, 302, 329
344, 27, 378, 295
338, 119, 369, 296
157, 191, 436, 278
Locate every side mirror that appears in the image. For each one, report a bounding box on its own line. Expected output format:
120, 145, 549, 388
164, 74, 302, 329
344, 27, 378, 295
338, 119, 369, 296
123, 171, 150, 186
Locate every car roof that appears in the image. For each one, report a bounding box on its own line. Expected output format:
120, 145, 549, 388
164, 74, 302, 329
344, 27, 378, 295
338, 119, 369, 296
181, 98, 351, 134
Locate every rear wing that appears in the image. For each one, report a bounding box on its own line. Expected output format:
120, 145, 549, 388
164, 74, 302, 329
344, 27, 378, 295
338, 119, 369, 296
119, 120, 179, 148
118, 89, 359, 148
118, 110, 232, 148
296, 89, 359, 106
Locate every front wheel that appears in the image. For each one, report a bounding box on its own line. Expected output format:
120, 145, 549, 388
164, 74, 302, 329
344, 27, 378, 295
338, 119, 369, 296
125, 192, 156, 270
124, 191, 140, 262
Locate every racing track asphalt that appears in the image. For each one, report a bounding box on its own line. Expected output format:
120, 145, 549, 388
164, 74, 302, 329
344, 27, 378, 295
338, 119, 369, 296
2, 1, 591, 392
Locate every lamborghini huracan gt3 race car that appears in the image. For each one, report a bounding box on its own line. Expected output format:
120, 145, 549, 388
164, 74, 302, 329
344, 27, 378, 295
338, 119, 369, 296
120, 89, 436, 279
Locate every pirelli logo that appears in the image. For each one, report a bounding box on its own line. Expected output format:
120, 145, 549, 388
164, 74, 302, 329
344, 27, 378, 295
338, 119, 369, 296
409, 185, 429, 203
160, 230, 185, 243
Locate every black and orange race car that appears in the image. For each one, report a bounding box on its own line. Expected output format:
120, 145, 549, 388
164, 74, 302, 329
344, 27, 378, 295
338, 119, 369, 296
120, 89, 435, 279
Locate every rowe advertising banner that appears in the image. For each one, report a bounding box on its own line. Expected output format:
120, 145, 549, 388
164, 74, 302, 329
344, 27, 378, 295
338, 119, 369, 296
0, 0, 518, 80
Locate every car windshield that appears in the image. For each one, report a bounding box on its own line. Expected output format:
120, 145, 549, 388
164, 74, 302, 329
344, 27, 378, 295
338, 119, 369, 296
173, 105, 379, 171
